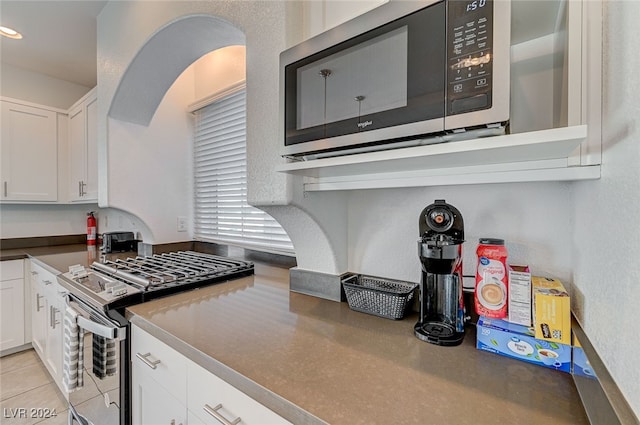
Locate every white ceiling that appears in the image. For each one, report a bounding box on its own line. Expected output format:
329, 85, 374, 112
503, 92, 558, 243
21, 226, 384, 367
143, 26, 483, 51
0, 0, 107, 88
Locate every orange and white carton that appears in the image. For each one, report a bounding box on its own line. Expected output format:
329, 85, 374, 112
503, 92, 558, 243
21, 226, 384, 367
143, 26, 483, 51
532, 276, 571, 345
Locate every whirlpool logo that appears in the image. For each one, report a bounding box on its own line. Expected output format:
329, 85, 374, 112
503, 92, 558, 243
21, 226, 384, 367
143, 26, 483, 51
357, 120, 373, 129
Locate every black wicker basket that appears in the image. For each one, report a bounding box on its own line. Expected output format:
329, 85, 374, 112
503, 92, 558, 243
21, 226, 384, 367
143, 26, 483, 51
342, 274, 418, 320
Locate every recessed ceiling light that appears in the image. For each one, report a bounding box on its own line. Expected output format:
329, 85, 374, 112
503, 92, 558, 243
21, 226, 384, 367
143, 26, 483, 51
0, 26, 23, 40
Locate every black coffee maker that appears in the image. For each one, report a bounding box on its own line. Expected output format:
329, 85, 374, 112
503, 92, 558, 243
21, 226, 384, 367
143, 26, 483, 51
414, 200, 466, 346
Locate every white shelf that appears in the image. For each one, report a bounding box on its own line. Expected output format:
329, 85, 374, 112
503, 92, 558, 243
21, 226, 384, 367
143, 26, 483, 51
276, 125, 600, 191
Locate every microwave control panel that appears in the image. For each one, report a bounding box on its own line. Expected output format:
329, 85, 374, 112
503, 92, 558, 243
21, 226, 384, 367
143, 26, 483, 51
446, 0, 494, 116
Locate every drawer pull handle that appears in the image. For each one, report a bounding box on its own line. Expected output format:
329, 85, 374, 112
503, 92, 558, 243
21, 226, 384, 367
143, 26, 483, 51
43, 279, 52, 285
203, 404, 241, 425
136, 352, 161, 369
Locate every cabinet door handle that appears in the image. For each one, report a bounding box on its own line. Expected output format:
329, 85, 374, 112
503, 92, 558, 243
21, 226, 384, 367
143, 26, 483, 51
135, 352, 161, 370
35, 293, 43, 312
43, 279, 52, 285
3, 181, 7, 197
50, 306, 60, 329
203, 404, 241, 425
79, 180, 87, 197
31, 271, 39, 276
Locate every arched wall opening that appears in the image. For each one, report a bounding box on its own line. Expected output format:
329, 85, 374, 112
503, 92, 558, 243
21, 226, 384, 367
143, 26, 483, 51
103, 11, 347, 274
108, 14, 245, 126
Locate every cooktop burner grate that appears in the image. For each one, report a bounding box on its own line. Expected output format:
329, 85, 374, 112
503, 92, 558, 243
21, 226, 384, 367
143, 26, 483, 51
93, 251, 252, 290
58, 251, 254, 311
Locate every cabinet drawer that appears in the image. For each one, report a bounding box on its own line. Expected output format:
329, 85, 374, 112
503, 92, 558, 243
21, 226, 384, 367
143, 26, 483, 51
131, 325, 186, 404
188, 362, 292, 425
30, 261, 56, 287
1, 259, 24, 281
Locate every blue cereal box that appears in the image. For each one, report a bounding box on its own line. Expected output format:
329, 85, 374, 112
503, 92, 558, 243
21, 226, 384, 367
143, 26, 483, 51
476, 316, 571, 372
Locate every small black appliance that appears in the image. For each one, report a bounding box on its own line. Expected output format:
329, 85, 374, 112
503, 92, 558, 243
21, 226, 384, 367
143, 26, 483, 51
414, 200, 466, 346
101, 231, 137, 253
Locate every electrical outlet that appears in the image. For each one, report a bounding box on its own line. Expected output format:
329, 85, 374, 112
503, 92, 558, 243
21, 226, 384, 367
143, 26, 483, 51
177, 216, 187, 232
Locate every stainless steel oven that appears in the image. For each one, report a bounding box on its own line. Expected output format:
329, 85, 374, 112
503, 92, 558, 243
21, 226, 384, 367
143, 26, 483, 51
281, 0, 511, 159
57, 251, 254, 425
64, 294, 127, 425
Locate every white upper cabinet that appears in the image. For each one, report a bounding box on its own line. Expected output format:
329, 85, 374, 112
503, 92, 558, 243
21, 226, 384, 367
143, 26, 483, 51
68, 88, 98, 202
1, 100, 59, 201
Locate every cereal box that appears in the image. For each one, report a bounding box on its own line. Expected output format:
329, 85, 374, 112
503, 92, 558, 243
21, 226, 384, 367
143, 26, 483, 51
532, 276, 571, 345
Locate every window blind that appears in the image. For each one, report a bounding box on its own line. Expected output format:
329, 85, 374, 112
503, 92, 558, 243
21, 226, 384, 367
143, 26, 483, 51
193, 88, 294, 256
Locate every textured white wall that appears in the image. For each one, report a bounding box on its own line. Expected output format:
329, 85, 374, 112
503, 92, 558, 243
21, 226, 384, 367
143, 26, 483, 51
572, 1, 640, 415
97, 1, 294, 241
347, 183, 573, 284
193, 46, 246, 99
0, 205, 149, 240
96, 0, 346, 266
0, 204, 99, 238
106, 67, 195, 243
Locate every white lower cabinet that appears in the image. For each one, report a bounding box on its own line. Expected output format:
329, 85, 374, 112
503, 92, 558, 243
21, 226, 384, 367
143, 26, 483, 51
131, 325, 187, 425
29, 260, 67, 395
132, 363, 187, 425
131, 325, 292, 425
43, 283, 65, 384
187, 362, 291, 425
30, 275, 47, 356
0, 260, 25, 351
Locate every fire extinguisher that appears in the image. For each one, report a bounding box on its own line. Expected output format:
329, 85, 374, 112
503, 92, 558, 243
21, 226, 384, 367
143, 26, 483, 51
87, 211, 97, 246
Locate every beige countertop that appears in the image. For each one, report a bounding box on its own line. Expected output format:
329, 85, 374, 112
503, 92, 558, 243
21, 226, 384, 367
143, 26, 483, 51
7, 246, 589, 424
127, 263, 589, 425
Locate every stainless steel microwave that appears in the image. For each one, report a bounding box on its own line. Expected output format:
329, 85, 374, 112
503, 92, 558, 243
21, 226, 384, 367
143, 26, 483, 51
280, 0, 511, 159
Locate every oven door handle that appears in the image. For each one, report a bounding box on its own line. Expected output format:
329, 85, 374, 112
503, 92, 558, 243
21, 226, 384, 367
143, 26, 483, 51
77, 315, 122, 340
65, 293, 126, 341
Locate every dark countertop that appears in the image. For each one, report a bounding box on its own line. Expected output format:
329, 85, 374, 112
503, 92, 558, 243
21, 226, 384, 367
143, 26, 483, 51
1, 244, 136, 272
8, 246, 589, 425
128, 264, 588, 425
1, 243, 93, 262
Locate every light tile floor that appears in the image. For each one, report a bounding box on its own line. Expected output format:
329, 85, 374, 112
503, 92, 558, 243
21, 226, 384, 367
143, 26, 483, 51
0, 350, 69, 425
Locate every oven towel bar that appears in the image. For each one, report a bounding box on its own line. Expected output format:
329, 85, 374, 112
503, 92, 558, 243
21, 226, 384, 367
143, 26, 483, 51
62, 306, 85, 392
90, 312, 117, 379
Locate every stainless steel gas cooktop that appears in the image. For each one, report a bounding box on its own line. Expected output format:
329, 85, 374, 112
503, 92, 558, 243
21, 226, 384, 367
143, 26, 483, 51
57, 251, 254, 311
